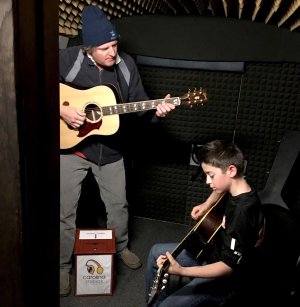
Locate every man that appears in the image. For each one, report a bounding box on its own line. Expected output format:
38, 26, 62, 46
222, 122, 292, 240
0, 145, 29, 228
59, 5, 175, 297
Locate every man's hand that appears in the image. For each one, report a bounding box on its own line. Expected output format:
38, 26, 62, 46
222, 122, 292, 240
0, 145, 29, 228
60, 105, 86, 129
155, 94, 175, 117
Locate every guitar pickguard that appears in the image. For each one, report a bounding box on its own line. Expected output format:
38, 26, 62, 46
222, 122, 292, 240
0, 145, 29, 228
77, 121, 103, 138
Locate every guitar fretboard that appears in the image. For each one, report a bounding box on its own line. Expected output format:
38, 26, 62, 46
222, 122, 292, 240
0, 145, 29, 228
102, 97, 181, 115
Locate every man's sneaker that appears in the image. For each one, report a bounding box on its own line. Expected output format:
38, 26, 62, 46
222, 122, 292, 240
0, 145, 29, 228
119, 248, 142, 269
60, 271, 71, 297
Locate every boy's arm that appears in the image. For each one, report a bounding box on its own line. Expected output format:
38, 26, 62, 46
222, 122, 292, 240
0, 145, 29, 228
159, 252, 233, 278
191, 191, 225, 220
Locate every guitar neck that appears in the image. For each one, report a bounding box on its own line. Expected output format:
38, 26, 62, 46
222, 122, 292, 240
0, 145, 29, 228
102, 97, 181, 116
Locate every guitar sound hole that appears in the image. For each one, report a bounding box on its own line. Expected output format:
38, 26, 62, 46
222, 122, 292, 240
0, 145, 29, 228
85, 103, 103, 123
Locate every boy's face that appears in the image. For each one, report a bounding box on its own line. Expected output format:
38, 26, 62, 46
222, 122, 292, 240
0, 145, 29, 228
91, 40, 118, 68
201, 162, 232, 194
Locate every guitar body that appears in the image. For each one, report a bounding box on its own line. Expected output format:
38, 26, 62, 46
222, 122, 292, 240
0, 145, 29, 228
147, 193, 227, 306
184, 194, 226, 258
60, 83, 120, 149
60, 83, 208, 149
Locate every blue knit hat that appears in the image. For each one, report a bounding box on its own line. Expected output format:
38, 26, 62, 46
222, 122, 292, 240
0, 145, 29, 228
82, 6, 119, 47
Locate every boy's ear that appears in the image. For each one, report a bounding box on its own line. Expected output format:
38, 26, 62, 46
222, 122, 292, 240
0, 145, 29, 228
227, 165, 237, 177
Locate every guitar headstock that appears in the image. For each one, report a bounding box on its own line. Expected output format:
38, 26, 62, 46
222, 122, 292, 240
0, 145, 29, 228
147, 266, 169, 306
180, 87, 208, 107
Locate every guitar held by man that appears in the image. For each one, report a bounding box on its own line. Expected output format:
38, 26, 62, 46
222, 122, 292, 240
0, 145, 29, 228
60, 83, 207, 149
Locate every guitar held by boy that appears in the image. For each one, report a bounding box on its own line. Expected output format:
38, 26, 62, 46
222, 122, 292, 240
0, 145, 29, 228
147, 193, 227, 306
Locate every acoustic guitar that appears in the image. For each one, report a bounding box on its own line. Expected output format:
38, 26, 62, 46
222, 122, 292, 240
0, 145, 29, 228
60, 83, 208, 149
147, 193, 227, 306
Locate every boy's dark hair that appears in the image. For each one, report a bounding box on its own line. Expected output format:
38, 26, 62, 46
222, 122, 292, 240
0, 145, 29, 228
198, 140, 245, 176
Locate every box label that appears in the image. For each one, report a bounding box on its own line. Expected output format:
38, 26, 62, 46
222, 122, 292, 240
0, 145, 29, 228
76, 254, 112, 295
79, 230, 113, 240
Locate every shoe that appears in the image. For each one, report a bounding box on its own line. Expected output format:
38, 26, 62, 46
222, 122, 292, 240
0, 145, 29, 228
119, 248, 142, 269
60, 271, 71, 297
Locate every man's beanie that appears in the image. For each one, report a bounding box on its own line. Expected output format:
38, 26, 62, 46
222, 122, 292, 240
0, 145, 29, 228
82, 5, 119, 46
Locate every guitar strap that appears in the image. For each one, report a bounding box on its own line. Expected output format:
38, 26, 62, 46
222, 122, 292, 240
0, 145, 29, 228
64, 49, 130, 87
117, 57, 130, 87
65, 49, 84, 83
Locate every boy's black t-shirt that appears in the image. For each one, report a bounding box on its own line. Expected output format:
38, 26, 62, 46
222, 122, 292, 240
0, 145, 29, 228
207, 187, 264, 269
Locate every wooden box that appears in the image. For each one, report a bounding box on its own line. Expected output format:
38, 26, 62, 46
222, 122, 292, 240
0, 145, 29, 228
74, 228, 116, 296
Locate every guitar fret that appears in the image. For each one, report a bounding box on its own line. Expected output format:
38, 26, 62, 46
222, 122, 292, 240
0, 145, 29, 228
103, 100, 161, 115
